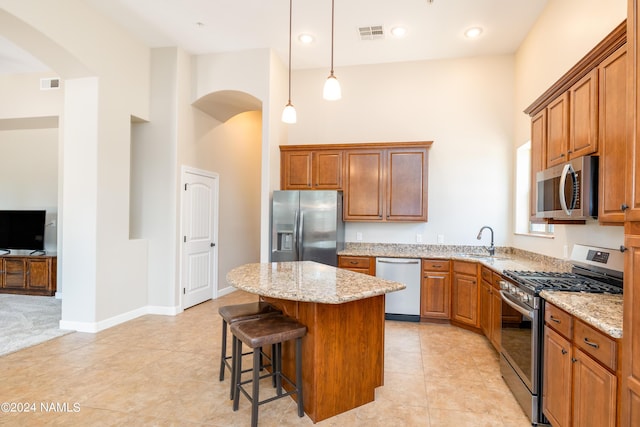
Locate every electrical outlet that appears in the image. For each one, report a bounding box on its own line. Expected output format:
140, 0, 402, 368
416, 234, 423, 243
437, 234, 444, 244
356, 232, 363, 241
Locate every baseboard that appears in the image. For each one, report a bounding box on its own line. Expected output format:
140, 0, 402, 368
55, 291, 63, 299
147, 305, 182, 316
217, 286, 237, 297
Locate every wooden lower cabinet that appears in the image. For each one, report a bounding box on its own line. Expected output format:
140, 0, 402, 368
543, 303, 618, 427
0, 255, 57, 296
451, 261, 479, 328
338, 255, 375, 276
420, 259, 450, 320
479, 267, 503, 351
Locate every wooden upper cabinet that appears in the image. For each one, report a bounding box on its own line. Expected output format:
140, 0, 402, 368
569, 69, 599, 158
530, 110, 547, 220
598, 45, 628, 224
386, 147, 428, 221
281, 149, 342, 190
546, 92, 570, 168
344, 149, 384, 220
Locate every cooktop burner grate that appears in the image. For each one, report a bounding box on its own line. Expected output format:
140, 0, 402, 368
503, 270, 623, 294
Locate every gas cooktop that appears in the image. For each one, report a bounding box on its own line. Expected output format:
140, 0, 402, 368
502, 270, 623, 294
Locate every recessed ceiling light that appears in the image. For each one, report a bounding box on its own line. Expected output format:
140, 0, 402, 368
390, 27, 408, 38
464, 27, 483, 39
298, 33, 315, 44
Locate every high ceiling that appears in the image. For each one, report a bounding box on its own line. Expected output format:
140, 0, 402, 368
1, 0, 548, 74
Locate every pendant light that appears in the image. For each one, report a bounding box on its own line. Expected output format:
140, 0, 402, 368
323, 0, 341, 100
282, 0, 297, 123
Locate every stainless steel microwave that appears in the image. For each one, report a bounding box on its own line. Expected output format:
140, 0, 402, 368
536, 156, 598, 220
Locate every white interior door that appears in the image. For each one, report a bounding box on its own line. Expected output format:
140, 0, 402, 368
181, 168, 218, 309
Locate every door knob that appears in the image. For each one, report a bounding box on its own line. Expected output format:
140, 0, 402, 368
210, 243, 216, 247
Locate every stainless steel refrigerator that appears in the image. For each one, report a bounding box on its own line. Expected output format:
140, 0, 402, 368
271, 190, 345, 266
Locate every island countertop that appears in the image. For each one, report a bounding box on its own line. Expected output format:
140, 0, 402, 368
226, 260, 406, 304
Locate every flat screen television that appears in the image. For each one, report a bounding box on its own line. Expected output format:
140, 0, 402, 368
0, 210, 46, 251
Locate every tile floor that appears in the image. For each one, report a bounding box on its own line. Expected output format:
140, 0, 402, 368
0, 290, 531, 426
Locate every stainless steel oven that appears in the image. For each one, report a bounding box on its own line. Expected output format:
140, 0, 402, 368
499, 279, 547, 426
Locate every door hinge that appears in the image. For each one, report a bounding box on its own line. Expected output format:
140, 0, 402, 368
183, 288, 186, 295
183, 236, 186, 243
184, 183, 188, 191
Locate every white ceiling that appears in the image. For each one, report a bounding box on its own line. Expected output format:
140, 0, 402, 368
1, 0, 548, 74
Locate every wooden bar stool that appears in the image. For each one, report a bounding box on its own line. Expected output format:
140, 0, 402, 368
231, 315, 306, 427
218, 302, 281, 399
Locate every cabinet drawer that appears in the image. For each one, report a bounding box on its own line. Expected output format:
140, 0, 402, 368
545, 304, 573, 339
481, 267, 492, 283
453, 261, 477, 275
423, 259, 450, 272
339, 256, 371, 269
574, 319, 617, 371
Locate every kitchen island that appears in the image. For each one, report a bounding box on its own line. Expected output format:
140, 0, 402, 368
226, 261, 405, 423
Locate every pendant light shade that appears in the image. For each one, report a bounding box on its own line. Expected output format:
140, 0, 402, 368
282, 0, 297, 123
282, 101, 297, 123
323, 0, 341, 101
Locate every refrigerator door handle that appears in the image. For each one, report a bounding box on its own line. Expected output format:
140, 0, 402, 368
292, 209, 299, 260
297, 210, 304, 260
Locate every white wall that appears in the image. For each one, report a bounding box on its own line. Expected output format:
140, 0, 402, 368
1, 0, 151, 330
287, 56, 515, 247
513, 0, 627, 258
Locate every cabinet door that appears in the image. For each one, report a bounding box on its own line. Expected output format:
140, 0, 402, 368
282, 151, 312, 189
386, 148, 428, 221
27, 259, 50, 291
0, 259, 3, 288
344, 150, 384, 221
479, 280, 492, 336
572, 347, 617, 427
4, 258, 27, 289
543, 326, 572, 427
546, 92, 570, 168
622, 231, 640, 426
569, 69, 599, 158
599, 46, 627, 224
313, 150, 343, 189
451, 272, 478, 327
531, 110, 547, 221
420, 271, 450, 319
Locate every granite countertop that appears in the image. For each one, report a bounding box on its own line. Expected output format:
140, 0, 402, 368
339, 243, 573, 274
226, 260, 406, 304
340, 243, 622, 339
540, 291, 623, 339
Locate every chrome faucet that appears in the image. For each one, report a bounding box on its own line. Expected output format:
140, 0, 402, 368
476, 226, 495, 256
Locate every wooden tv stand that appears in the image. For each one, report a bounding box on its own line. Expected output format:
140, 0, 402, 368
0, 254, 57, 296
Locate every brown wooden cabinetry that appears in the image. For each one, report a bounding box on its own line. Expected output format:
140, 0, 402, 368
546, 92, 571, 168
599, 45, 628, 223
338, 255, 375, 276
280, 142, 432, 223
420, 259, 450, 320
451, 261, 479, 329
530, 109, 547, 221
479, 267, 502, 351
569, 69, 599, 159
543, 302, 618, 427
0, 255, 57, 296
344, 144, 429, 222
281, 148, 343, 190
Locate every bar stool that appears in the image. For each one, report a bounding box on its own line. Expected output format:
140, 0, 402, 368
218, 302, 281, 399
231, 315, 306, 427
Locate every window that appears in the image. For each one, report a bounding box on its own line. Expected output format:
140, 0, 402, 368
515, 141, 554, 236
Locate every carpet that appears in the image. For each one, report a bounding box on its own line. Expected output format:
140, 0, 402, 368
0, 294, 73, 357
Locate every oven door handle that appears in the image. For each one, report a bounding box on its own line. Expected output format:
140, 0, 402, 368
499, 290, 534, 318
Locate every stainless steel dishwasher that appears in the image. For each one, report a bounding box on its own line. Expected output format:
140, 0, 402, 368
375, 257, 421, 322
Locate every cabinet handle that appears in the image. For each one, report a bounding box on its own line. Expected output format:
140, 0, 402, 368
431, 265, 441, 268
549, 315, 561, 324
621, 203, 629, 211
561, 348, 568, 355
571, 357, 577, 363
560, 153, 566, 157
583, 337, 600, 349
349, 261, 358, 265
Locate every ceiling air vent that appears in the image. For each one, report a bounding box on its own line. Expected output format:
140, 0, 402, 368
358, 25, 385, 41
40, 78, 60, 90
